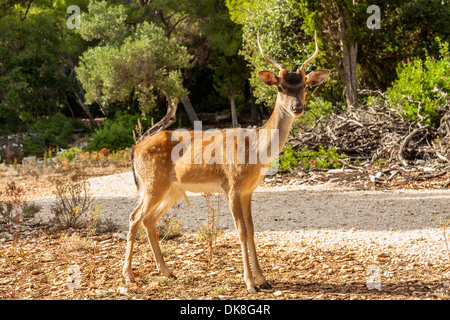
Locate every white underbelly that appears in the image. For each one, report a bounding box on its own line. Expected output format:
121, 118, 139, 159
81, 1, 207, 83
176, 182, 225, 194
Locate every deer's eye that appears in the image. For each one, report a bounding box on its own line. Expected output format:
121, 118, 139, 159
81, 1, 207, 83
277, 86, 284, 93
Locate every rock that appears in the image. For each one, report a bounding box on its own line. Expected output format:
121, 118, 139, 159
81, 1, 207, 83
147, 281, 159, 289
42, 255, 53, 262
22, 156, 36, 164
273, 291, 283, 296
313, 293, 324, 300
117, 286, 128, 295
327, 169, 344, 174
95, 289, 108, 296
113, 233, 127, 241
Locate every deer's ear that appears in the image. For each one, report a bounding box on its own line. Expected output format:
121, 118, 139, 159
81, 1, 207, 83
258, 71, 279, 87
305, 69, 330, 86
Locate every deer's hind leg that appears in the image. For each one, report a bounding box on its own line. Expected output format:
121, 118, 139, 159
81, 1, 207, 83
123, 181, 174, 283
142, 187, 184, 278
123, 199, 145, 283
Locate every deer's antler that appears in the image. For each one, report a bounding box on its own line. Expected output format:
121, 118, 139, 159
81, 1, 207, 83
299, 31, 319, 71
257, 31, 285, 72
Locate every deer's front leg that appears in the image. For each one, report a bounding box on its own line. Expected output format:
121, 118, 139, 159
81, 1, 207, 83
228, 194, 259, 293
241, 193, 271, 290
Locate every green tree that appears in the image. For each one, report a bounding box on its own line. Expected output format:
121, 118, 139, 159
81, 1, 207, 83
357, 0, 450, 92
0, 0, 95, 133
76, 2, 191, 117
228, 0, 450, 112
208, 2, 249, 127
299, 0, 367, 109
384, 39, 450, 126
226, 0, 313, 107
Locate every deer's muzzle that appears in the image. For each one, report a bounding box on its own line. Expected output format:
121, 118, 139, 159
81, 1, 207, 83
291, 103, 304, 116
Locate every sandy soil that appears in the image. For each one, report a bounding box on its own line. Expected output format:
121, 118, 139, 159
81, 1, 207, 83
2, 169, 450, 300
30, 171, 450, 264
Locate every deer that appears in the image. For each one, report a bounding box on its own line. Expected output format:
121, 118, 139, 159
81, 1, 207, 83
122, 31, 330, 293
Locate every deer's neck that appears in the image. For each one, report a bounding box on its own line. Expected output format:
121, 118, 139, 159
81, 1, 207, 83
258, 98, 295, 160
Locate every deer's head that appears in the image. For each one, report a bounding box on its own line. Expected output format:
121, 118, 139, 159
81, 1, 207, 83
257, 31, 330, 117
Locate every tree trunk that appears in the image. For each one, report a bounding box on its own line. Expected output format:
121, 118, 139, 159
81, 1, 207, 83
249, 85, 258, 126
363, 62, 386, 91
135, 99, 178, 144
229, 95, 239, 128
337, 4, 358, 109
74, 91, 98, 130
341, 42, 358, 109
63, 93, 76, 119
181, 96, 199, 127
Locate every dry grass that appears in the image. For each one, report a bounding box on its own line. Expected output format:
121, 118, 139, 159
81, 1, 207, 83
1, 161, 450, 300
1, 231, 450, 300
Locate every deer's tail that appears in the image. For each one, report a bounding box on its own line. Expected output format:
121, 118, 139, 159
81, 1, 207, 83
130, 146, 140, 192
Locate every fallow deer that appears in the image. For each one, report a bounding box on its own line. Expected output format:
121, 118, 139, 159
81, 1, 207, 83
123, 31, 330, 293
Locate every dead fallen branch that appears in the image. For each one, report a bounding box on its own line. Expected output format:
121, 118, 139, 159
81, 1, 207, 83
287, 88, 450, 186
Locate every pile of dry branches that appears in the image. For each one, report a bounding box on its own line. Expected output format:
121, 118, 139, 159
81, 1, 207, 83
289, 88, 450, 183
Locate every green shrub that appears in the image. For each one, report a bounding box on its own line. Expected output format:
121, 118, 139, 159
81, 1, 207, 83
86, 122, 134, 152
299, 97, 334, 125
292, 97, 334, 137
57, 146, 83, 161
23, 113, 75, 156
297, 146, 345, 170
278, 145, 345, 171
86, 113, 153, 152
385, 38, 450, 126
277, 146, 301, 171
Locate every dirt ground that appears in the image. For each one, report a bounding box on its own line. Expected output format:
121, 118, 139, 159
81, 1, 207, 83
1, 164, 450, 300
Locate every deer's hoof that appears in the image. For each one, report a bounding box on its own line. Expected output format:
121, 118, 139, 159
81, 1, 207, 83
123, 274, 134, 284
158, 271, 177, 280
260, 282, 272, 290
248, 287, 261, 294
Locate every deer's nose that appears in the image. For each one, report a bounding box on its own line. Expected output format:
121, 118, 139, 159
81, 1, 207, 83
292, 102, 303, 114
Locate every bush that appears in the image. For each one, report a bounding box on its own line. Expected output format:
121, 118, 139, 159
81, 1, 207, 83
297, 146, 345, 170
385, 38, 450, 126
86, 113, 152, 152
277, 146, 301, 171
57, 146, 83, 161
50, 169, 93, 231
278, 145, 345, 171
0, 181, 40, 236
23, 113, 75, 156
298, 97, 334, 125
86, 121, 134, 152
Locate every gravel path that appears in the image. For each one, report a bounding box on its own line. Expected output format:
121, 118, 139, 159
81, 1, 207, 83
35, 171, 450, 264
